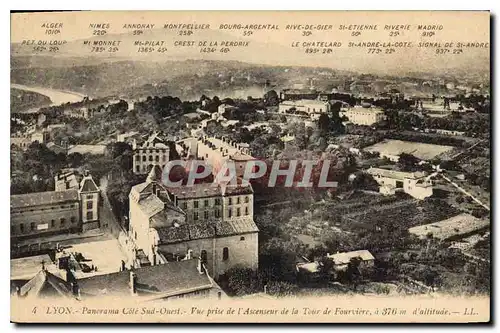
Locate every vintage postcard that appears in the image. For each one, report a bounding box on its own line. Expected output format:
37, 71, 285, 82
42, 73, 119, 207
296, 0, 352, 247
10, 10, 490, 323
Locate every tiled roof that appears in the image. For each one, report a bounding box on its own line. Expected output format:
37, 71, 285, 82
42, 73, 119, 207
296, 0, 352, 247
79, 176, 99, 192
157, 218, 258, 244
11, 190, 79, 209
77, 259, 212, 298
19, 270, 74, 298
215, 218, 259, 236
167, 183, 222, 199
138, 194, 164, 217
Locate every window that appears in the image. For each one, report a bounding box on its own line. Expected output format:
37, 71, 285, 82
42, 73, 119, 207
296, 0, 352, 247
87, 194, 93, 200
142, 156, 147, 162
204, 199, 209, 207
237, 197, 240, 204
215, 209, 221, 218
71, 216, 76, 224
51, 220, 55, 227
87, 201, 93, 210
136, 165, 140, 172
228, 208, 232, 218
237, 208, 241, 217
201, 250, 208, 263
60, 218, 66, 226
222, 247, 229, 261
194, 200, 199, 208
194, 212, 199, 221
30, 222, 35, 231
87, 212, 93, 220
163, 155, 167, 161
245, 207, 249, 215
203, 211, 208, 220
135, 155, 140, 161
240, 236, 245, 241
20, 224, 24, 233
228, 198, 232, 205
134, 231, 137, 240
149, 155, 153, 161
155, 156, 159, 162
182, 202, 188, 209
215, 198, 221, 206
245, 196, 249, 203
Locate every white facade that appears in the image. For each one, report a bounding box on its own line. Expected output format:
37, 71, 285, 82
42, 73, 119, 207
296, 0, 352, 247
128, 167, 259, 279
132, 133, 170, 174
367, 167, 433, 200
340, 106, 386, 126
278, 99, 330, 118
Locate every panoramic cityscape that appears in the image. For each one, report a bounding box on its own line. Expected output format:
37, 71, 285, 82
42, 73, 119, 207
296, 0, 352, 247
9, 12, 491, 324
10, 55, 490, 302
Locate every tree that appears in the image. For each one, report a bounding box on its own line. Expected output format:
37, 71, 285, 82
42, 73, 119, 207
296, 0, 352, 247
398, 153, 420, 171
263, 90, 279, 106
317, 113, 330, 134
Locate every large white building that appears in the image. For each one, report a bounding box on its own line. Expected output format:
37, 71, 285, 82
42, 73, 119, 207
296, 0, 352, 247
127, 166, 259, 279
340, 106, 386, 126
132, 132, 170, 174
278, 99, 330, 119
366, 167, 433, 200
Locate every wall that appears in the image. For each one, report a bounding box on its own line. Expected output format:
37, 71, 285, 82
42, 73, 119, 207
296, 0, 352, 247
133, 147, 169, 174
11, 201, 81, 241
80, 191, 100, 230
159, 232, 259, 279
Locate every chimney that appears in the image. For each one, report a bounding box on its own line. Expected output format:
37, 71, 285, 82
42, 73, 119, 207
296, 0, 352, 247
197, 258, 204, 275
129, 271, 137, 296
71, 282, 79, 297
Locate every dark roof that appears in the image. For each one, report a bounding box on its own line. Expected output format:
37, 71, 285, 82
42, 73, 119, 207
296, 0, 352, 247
80, 176, 99, 192
167, 182, 253, 199
76, 259, 212, 298
11, 190, 79, 209
157, 218, 258, 244
19, 270, 74, 299
167, 183, 222, 199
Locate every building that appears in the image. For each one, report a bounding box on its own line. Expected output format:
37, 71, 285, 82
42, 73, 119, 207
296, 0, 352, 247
132, 132, 170, 174
11, 136, 32, 150
366, 167, 433, 200
279, 89, 319, 101
10, 172, 101, 242
30, 130, 49, 144
340, 105, 386, 126
12, 258, 225, 301
67, 145, 106, 155
127, 166, 259, 279
217, 104, 238, 115
54, 170, 79, 191
195, 136, 253, 177
327, 250, 375, 272
408, 214, 489, 241
278, 99, 330, 118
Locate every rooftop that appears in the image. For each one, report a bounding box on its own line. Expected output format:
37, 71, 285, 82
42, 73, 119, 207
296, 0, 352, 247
366, 167, 427, 181
76, 259, 212, 299
11, 190, 79, 210
156, 217, 259, 244
327, 250, 375, 265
